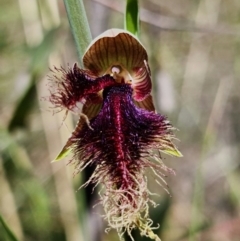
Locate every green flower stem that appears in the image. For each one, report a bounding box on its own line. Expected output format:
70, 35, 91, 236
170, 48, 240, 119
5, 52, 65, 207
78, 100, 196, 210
63, 0, 92, 64
60, 2, 92, 240
53, 0, 91, 160
125, 0, 139, 37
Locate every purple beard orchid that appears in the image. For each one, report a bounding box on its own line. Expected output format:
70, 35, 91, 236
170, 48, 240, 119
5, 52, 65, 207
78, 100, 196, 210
49, 29, 182, 241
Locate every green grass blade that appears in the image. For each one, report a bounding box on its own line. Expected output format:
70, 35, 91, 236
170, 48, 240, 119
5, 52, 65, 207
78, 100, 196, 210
63, 0, 92, 63
0, 214, 19, 241
125, 0, 139, 37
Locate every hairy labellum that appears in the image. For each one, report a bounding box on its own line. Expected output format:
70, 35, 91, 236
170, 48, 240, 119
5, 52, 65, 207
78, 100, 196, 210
68, 84, 179, 240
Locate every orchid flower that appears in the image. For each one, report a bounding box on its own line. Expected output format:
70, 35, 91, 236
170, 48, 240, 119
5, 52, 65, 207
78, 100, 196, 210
49, 29, 182, 241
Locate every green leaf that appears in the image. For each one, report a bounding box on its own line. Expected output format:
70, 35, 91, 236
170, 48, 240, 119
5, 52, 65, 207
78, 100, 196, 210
28, 27, 60, 74
0, 214, 19, 241
63, 0, 92, 64
125, 0, 139, 37
8, 75, 37, 131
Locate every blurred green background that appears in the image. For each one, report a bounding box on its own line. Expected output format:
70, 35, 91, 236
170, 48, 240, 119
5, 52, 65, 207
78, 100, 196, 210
0, 0, 240, 241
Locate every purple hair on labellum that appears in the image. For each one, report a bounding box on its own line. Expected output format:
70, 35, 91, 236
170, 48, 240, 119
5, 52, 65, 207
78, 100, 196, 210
69, 84, 178, 240
49, 63, 115, 112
